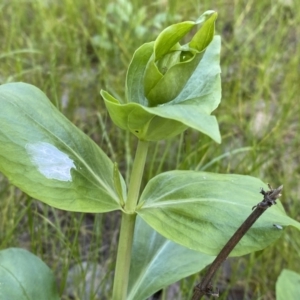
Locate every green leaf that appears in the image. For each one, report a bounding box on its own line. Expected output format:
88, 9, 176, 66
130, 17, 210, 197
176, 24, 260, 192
103, 11, 221, 142
113, 162, 125, 207
0, 83, 125, 212
154, 21, 195, 60
276, 269, 300, 300
171, 35, 221, 108
126, 42, 154, 106
101, 90, 188, 141
102, 90, 219, 142
137, 171, 300, 256
143, 21, 195, 103
127, 217, 214, 300
144, 104, 220, 143
102, 35, 221, 143
145, 51, 203, 106
145, 11, 218, 106
189, 12, 217, 52
0, 248, 60, 300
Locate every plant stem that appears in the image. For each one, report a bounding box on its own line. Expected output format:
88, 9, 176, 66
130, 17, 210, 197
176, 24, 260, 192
112, 213, 136, 300
112, 140, 149, 300
125, 140, 149, 213
192, 185, 283, 300
192, 206, 267, 300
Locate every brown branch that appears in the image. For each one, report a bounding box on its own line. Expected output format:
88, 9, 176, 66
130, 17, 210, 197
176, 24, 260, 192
192, 184, 283, 300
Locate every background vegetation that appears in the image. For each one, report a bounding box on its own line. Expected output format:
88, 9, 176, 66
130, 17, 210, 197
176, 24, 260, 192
0, 0, 299, 299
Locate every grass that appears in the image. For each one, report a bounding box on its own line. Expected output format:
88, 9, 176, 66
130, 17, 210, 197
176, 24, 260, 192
1, 0, 300, 299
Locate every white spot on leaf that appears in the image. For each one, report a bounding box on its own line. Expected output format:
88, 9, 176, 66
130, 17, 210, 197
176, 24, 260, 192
26, 142, 76, 182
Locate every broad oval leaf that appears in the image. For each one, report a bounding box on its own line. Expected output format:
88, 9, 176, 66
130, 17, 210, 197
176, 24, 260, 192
137, 171, 300, 256
0, 83, 125, 212
127, 217, 214, 300
276, 269, 300, 300
0, 248, 60, 300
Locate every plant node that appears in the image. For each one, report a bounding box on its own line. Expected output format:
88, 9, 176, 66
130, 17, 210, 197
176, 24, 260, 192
252, 184, 283, 210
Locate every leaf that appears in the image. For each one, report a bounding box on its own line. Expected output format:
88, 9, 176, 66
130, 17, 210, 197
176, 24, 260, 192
145, 11, 218, 106
102, 90, 219, 142
0, 248, 60, 300
145, 51, 203, 106
154, 21, 195, 60
137, 171, 300, 256
103, 12, 221, 143
126, 42, 154, 106
0, 83, 125, 212
127, 217, 214, 300
189, 12, 217, 52
101, 90, 189, 141
144, 104, 220, 143
113, 162, 125, 207
171, 35, 221, 109
276, 269, 300, 300
101, 35, 221, 143
143, 21, 195, 103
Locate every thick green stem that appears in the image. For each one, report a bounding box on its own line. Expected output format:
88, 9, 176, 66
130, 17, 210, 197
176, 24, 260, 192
125, 140, 149, 212
112, 140, 149, 300
112, 213, 136, 300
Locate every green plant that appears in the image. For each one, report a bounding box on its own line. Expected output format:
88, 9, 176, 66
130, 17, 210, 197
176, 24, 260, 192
276, 269, 300, 300
0, 10, 299, 300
